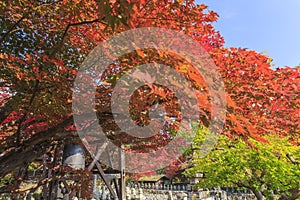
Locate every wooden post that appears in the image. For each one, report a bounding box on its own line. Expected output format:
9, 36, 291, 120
48, 144, 62, 199
106, 146, 121, 199
119, 145, 126, 200
42, 154, 48, 199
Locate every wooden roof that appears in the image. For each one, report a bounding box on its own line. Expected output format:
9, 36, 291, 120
138, 174, 169, 182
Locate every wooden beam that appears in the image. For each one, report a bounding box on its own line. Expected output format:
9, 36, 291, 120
119, 145, 126, 200
95, 162, 117, 198
87, 141, 108, 171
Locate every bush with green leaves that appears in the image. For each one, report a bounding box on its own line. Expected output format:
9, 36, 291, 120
185, 127, 300, 200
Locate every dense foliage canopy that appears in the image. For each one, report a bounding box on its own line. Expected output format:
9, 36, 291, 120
0, 0, 299, 195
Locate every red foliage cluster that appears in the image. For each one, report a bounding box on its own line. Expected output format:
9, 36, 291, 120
0, 0, 299, 178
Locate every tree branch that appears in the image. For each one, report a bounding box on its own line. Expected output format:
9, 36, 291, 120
0, 16, 25, 44
49, 18, 107, 57
0, 117, 74, 177
286, 153, 299, 165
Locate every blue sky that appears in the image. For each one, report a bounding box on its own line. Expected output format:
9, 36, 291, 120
198, 0, 300, 68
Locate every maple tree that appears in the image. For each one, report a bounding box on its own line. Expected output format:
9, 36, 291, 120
212, 48, 300, 144
0, 0, 299, 195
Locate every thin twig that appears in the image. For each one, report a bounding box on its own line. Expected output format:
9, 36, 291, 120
49, 18, 107, 57
0, 16, 25, 44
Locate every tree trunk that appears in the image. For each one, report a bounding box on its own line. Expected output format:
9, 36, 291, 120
252, 189, 266, 200
279, 188, 300, 200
